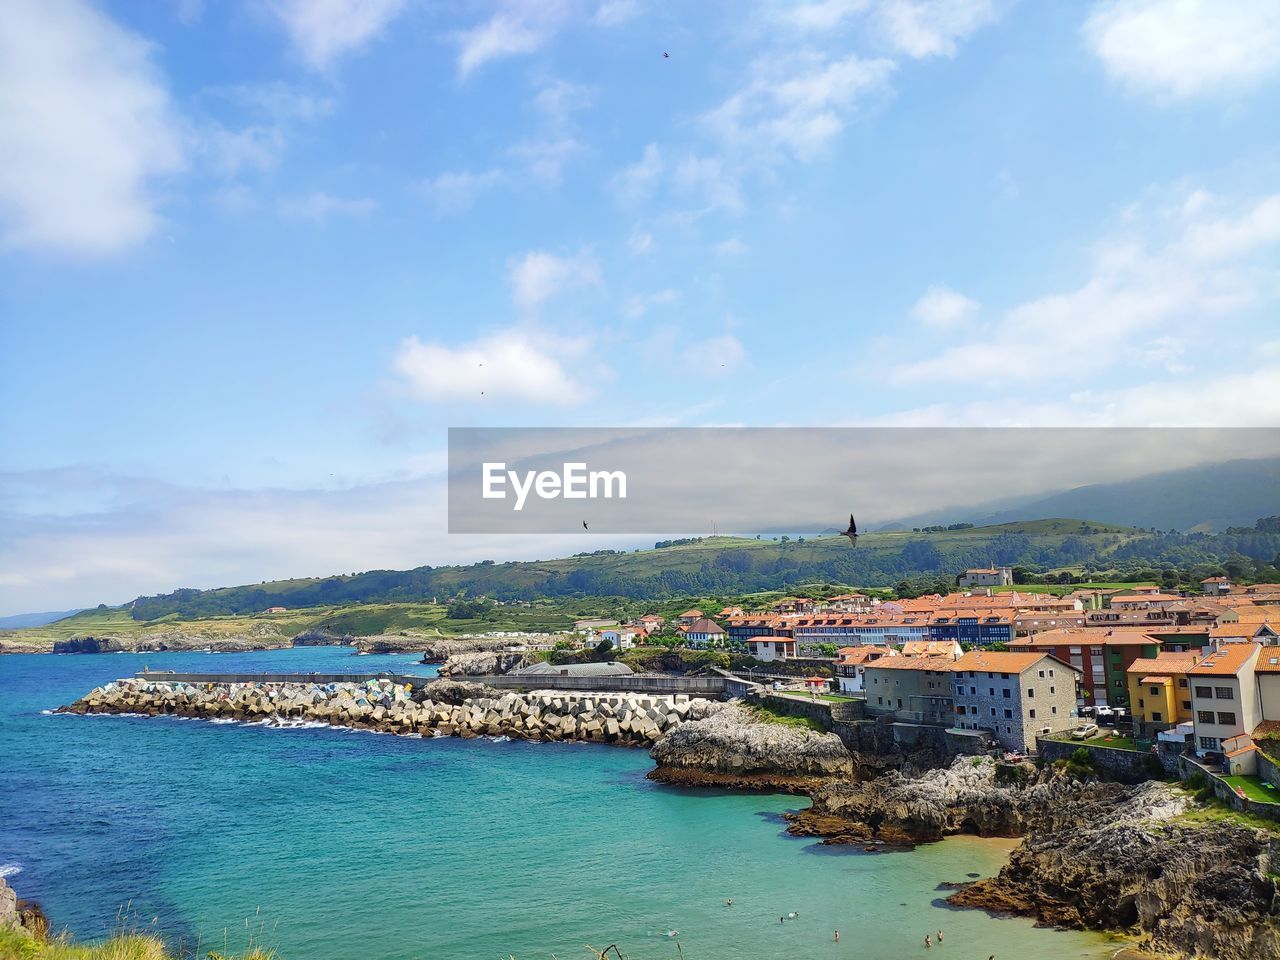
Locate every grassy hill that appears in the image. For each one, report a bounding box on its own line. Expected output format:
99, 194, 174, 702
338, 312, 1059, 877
112, 516, 1280, 622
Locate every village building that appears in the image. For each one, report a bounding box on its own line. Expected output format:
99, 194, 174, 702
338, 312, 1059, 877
636, 614, 665, 632
674, 609, 705, 627
597, 626, 645, 650
1010, 628, 1161, 707
744, 635, 797, 661
1188, 643, 1262, 761
725, 614, 794, 646
833, 646, 897, 693
1125, 651, 1201, 738
950, 650, 1080, 753
900, 639, 964, 659
926, 611, 1015, 647
959, 566, 1013, 588
1201, 576, 1232, 596
863, 656, 957, 724
680, 617, 728, 649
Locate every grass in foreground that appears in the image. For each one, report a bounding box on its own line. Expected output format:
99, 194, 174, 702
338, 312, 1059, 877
1175, 793, 1280, 833
746, 704, 827, 733
1222, 775, 1280, 803
0, 919, 278, 960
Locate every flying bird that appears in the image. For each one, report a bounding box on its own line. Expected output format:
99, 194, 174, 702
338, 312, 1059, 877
841, 514, 858, 547
583, 521, 589, 531
663, 52, 669, 58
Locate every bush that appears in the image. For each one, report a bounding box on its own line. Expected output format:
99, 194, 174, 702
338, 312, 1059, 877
1184, 771, 1207, 790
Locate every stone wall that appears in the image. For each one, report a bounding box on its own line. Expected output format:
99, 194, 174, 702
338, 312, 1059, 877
1178, 755, 1280, 823
1037, 737, 1169, 783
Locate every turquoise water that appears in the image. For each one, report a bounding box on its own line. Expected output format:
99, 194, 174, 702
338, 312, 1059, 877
1, 648, 1117, 959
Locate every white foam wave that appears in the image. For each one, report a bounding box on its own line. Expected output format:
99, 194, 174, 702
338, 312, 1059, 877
0, 864, 21, 879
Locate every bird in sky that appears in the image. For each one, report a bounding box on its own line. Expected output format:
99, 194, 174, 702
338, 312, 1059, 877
841, 514, 858, 547
583, 520, 589, 530
663, 52, 669, 58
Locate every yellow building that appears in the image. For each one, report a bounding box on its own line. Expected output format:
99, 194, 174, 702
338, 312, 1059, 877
1126, 651, 1201, 737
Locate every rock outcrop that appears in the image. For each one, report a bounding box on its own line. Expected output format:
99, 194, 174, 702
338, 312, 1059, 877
63, 677, 720, 747
789, 756, 1033, 843
948, 781, 1280, 960
43, 624, 290, 655
290, 628, 353, 646
0, 876, 47, 939
648, 704, 854, 791
438, 650, 536, 677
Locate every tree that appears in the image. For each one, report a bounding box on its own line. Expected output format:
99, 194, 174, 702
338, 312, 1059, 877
594, 637, 614, 655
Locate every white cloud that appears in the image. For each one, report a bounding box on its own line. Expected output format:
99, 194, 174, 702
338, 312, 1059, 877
683, 334, 748, 375
703, 52, 895, 162
875, 0, 997, 59
198, 123, 287, 177
594, 0, 642, 27
1084, 0, 1280, 99
610, 143, 665, 205
533, 78, 594, 126
393, 330, 588, 405
456, 1, 569, 78
507, 137, 582, 186
879, 362, 1280, 427
713, 237, 749, 256
207, 81, 337, 123
622, 289, 679, 318
910, 284, 979, 329
627, 228, 654, 255
278, 192, 377, 223
509, 250, 602, 311
414, 169, 504, 216
890, 189, 1280, 385
0, 0, 184, 255
269, 0, 408, 69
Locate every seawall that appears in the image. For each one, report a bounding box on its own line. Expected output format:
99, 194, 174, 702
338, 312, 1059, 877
62, 677, 722, 747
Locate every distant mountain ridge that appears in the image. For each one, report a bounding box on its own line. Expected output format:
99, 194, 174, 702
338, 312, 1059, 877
0, 608, 84, 630
888, 457, 1279, 533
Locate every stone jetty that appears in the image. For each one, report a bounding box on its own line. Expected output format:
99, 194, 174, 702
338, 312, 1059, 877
62, 677, 723, 746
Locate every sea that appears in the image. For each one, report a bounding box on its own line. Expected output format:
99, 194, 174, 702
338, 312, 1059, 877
0, 647, 1121, 960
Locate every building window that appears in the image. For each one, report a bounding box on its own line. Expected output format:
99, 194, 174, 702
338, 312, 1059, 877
1199, 736, 1220, 751
1217, 712, 1237, 726
1178, 678, 1188, 687
1004, 708, 1013, 719
1194, 685, 1212, 698
1038, 670, 1045, 678
1002, 689, 1011, 698
1215, 687, 1234, 700
990, 707, 996, 716
1149, 686, 1160, 696
1197, 710, 1214, 724
1051, 706, 1057, 715
1027, 688, 1035, 698
1152, 712, 1163, 722
1028, 708, 1036, 719
1049, 686, 1055, 694
1181, 700, 1191, 710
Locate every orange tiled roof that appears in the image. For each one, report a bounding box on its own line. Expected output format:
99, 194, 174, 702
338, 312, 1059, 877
952, 649, 1068, 673
1255, 651, 1280, 674
1188, 643, 1259, 677
1126, 652, 1200, 676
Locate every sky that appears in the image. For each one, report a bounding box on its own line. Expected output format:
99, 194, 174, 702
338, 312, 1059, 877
1, 0, 1279, 615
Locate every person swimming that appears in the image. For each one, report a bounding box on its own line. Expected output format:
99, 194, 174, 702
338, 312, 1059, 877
665, 930, 678, 938
925, 933, 932, 948
787, 911, 797, 920
726, 898, 733, 906
834, 930, 840, 942
937, 929, 944, 943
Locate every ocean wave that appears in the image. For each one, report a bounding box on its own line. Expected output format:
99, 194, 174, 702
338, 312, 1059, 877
208, 718, 239, 725
0, 864, 21, 879
39, 709, 54, 715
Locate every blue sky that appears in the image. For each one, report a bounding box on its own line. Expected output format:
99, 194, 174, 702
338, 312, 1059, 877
1, 0, 1279, 614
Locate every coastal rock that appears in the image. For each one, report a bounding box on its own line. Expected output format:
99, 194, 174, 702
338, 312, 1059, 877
789, 757, 1032, 844
438, 650, 536, 677
51, 634, 130, 654
947, 781, 1280, 960
291, 628, 353, 646
0, 877, 17, 930
648, 703, 853, 792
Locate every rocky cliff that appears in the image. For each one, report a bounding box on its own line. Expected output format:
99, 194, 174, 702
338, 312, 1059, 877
648, 704, 854, 791
43, 623, 290, 655
0, 876, 46, 939
789, 756, 1033, 843
438, 650, 537, 677
949, 780, 1280, 960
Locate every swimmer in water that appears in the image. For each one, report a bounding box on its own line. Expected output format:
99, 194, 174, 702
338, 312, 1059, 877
925, 933, 932, 948
726, 898, 733, 906
834, 930, 840, 942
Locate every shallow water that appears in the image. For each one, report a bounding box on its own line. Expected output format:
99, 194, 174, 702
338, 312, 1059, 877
0, 647, 1118, 959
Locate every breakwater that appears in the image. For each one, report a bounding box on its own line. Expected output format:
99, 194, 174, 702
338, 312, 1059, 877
61, 676, 722, 746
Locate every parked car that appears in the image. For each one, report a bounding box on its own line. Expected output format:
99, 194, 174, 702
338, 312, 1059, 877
1070, 722, 1100, 740
1094, 706, 1115, 720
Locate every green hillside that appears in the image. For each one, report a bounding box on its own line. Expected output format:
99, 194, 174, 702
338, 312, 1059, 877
116, 516, 1280, 621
